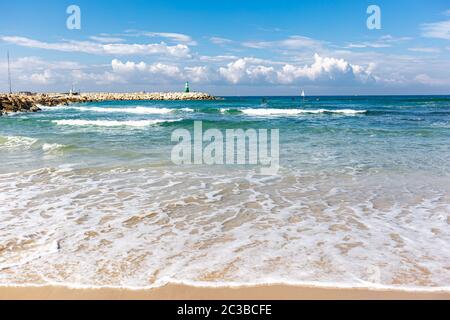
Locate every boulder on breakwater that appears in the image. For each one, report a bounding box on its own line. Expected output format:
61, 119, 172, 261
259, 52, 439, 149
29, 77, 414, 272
0, 92, 216, 115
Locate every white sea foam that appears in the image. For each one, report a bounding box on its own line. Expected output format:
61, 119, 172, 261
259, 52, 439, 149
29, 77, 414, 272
42, 143, 66, 153
38, 105, 68, 110
241, 108, 367, 116
75, 106, 174, 114
41, 105, 192, 114
0, 240, 59, 271
0, 166, 449, 289
0, 136, 38, 149
52, 119, 181, 127
179, 108, 194, 112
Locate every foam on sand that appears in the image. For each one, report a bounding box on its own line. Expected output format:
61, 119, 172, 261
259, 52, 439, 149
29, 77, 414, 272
52, 119, 181, 127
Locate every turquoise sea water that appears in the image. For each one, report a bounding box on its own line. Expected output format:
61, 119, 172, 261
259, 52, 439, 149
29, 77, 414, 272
0, 96, 449, 289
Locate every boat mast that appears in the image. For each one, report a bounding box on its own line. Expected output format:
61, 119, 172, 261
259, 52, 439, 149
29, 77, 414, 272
7, 50, 12, 94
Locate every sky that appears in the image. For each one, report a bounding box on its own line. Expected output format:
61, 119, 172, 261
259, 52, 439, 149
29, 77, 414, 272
0, 0, 449, 95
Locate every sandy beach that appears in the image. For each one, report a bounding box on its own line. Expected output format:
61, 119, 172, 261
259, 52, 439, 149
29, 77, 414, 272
1, 284, 449, 300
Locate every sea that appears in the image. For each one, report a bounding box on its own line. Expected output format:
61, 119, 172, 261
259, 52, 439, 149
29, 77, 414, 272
0, 95, 449, 291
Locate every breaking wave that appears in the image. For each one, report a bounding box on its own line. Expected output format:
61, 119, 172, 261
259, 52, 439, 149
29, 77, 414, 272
41, 106, 194, 114
52, 119, 182, 127
241, 108, 367, 116
0, 135, 38, 149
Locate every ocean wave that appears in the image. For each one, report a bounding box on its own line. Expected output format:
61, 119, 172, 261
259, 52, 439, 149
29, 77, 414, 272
37, 105, 68, 110
42, 143, 67, 153
75, 106, 175, 114
42, 105, 194, 114
0, 135, 38, 149
241, 108, 367, 116
52, 119, 182, 127
220, 108, 243, 115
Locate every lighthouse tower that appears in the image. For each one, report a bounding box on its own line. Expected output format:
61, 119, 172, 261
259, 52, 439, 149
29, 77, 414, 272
184, 81, 190, 93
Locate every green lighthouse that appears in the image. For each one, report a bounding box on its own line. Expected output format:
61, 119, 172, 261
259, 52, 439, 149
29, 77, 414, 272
184, 81, 190, 93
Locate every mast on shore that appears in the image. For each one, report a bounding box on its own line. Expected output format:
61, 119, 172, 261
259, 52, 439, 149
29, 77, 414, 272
7, 50, 12, 94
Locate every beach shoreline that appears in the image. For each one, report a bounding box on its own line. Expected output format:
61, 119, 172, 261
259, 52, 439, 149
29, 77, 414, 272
1, 284, 449, 300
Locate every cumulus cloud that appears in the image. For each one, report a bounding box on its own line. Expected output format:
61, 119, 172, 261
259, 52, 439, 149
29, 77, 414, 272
112, 59, 182, 78
218, 58, 275, 84
219, 54, 374, 85
71, 70, 124, 85
109, 54, 375, 86
25, 70, 55, 85
1, 36, 191, 58
277, 54, 363, 83
185, 66, 211, 82
0, 51, 379, 92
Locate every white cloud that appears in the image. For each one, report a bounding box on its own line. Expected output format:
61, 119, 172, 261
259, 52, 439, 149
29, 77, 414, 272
71, 70, 124, 85
415, 74, 450, 86
1, 36, 191, 58
345, 35, 411, 49
199, 55, 239, 62
218, 54, 373, 85
219, 59, 250, 83
111, 59, 184, 81
89, 36, 125, 43
218, 58, 276, 84
0, 56, 83, 71
243, 35, 323, 50
421, 18, 450, 40
185, 66, 211, 82
128, 31, 197, 45
279, 54, 374, 83
209, 37, 233, 45
408, 47, 441, 53
148, 63, 183, 78
25, 70, 55, 84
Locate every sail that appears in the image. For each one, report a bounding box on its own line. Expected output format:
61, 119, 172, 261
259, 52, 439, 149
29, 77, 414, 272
301, 90, 305, 97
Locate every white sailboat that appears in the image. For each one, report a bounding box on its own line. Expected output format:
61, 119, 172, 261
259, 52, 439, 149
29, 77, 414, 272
301, 89, 305, 98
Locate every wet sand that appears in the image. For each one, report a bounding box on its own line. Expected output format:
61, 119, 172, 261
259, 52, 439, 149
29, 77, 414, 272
1, 284, 449, 300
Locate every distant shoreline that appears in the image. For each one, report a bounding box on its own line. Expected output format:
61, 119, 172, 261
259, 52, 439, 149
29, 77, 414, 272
0, 92, 217, 115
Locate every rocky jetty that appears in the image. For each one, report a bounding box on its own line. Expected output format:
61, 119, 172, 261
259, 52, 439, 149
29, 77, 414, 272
0, 92, 216, 115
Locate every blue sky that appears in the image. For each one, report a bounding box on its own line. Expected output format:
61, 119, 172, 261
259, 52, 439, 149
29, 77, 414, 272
1, 0, 449, 95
